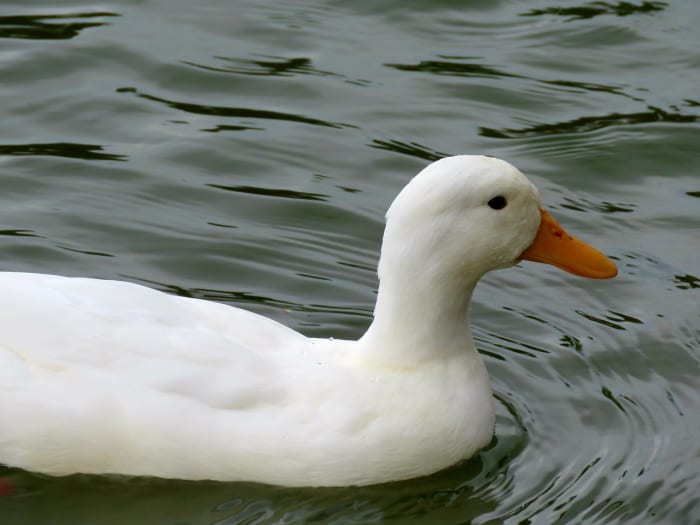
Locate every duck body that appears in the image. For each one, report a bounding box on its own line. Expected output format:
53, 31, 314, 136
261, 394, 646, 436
0, 273, 493, 486
0, 156, 616, 486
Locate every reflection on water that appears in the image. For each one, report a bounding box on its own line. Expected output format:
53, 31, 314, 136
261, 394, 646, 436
0, 410, 527, 524
0, 454, 493, 524
0, 0, 699, 522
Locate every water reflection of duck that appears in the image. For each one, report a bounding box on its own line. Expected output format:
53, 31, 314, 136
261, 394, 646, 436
0, 156, 616, 487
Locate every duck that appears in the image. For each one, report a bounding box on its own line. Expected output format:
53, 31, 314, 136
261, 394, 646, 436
0, 155, 617, 487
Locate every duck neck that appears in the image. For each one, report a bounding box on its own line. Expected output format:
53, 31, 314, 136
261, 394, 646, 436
358, 262, 480, 367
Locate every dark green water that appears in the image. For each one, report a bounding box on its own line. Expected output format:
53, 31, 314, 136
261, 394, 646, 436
1, 1, 698, 523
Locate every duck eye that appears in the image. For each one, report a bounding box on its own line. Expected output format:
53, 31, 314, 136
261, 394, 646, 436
487, 196, 507, 210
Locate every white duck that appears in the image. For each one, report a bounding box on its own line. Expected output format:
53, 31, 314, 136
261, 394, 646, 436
0, 155, 617, 487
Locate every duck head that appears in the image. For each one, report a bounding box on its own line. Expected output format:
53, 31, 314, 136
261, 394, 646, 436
378, 155, 617, 288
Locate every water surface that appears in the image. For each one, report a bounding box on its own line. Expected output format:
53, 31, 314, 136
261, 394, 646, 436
0, 0, 698, 523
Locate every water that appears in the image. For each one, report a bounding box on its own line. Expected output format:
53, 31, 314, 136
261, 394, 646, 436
0, 0, 698, 523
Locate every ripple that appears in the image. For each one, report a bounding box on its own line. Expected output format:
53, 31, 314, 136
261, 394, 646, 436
369, 139, 449, 161
576, 308, 644, 330
520, 1, 668, 21
385, 59, 517, 79
558, 196, 637, 214
201, 124, 265, 133
0, 12, 119, 40
116, 87, 348, 130
207, 184, 328, 202
385, 56, 638, 101
0, 229, 40, 238
480, 106, 698, 139
184, 55, 339, 78
476, 330, 551, 360
0, 143, 126, 161
57, 245, 115, 258
673, 273, 699, 290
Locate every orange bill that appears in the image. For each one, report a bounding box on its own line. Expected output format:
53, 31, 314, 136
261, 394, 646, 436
520, 209, 618, 279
